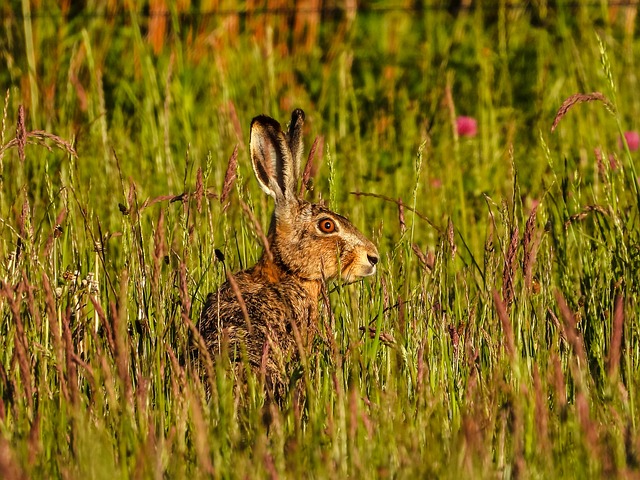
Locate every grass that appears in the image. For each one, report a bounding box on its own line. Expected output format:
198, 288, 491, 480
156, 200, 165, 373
1, 0, 640, 477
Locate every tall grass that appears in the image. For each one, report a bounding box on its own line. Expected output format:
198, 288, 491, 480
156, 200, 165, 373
1, 1, 640, 477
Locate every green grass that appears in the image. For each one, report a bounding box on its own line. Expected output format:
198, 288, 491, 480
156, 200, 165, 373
1, 1, 640, 477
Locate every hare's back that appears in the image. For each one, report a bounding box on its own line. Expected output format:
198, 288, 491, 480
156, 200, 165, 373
199, 275, 307, 367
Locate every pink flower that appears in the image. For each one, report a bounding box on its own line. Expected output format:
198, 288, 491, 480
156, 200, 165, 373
619, 131, 640, 151
456, 116, 478, 137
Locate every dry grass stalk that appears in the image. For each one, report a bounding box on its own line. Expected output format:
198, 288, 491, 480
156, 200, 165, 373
43, 274, 69, 402
551, 92, 613, 132
1, 282, 33, 410
165, 344, 185, 408
410, 243, 427, 266
62, 302, 80, 407
0, 89, 8, 184
21, 272, 40, 331
142, 191, 198, 210
492, 289, 515, 362
351, 191, 442, 233
380, 275, 389, 311
227, 101, 244, 149
110, 301, 131, 404
512, 388, 527, 479
16, 105, 25, 162
194, 167, 204, 213
43, 207, 67, 258
286, 302, 309, 370
226, 271, 252, 335
502, 226, 519, 307
397, 197, 406, 233
348, 386, 359, 442
133, 408, 159, 479
0, 130, 78, 160
359, 326, 396, 346
27, 411, 41, 466
185, 384, 215, 476
416, 344, 426, 394
178, 261, 191, 317
447, 323, 461, 359
18, 194, 33, 242
547, 307, 564, 341
397, 294, 406, 332
554, 290, 587, 367
522, 204, 539, 291
87, 325, 118, 409
576, 391, 601, 459
164, 51, 174, 167
260, 341, 271, 386
220, 145, 238, 205
320, 281, 337, 354
134, 376, 151, 429
70, 352, 96, 398
0, 436, 27, 480
0, 104, 77, 161
443, 78, 457, 140
263, 450, 279, 480
607, 295, 624, 379
1, 89, 9, 146
550, 353, 567, 412
112, 273, 132, 404
24, 130, 77, 157
182, 313, 217, 395
447, 218, 457, 259
533, 365, 549, 452
152, 209, 166, 295
411, 243, 434, 271
0, 365, 7, 421
595, 147, 606, 178
239, 199, 273, 263
89, 294, 114, 354
564, 204, 609, 229
624, 425, 640, 470
300, 135, 323, 197
461, 414, 481, 474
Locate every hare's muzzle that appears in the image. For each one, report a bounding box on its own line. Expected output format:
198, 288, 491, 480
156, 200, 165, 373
363, 250, 379, 276
347, 242, 379, 280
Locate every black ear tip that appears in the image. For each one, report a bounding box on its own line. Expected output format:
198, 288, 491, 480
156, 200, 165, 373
291, 109, 305, 124
251, 114, 282, 132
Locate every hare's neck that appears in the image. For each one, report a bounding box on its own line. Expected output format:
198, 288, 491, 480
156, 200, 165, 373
253, 255, 322, 300
253, 255, 322, 347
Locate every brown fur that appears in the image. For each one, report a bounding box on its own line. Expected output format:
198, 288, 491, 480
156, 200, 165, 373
198, 110, 378, 397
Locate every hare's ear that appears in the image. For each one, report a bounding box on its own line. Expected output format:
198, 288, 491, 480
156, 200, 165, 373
250, 115, 297, 202
286, 109, 305, 181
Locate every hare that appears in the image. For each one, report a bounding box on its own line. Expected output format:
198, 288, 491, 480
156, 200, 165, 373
198, 109, 378, 396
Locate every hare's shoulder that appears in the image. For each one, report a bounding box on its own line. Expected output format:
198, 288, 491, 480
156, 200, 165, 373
201, 271, 311, 325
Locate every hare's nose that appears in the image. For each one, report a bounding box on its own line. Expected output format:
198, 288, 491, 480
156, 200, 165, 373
367, 254, 379, 266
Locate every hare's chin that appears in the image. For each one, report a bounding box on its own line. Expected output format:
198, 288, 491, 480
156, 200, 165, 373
342, 265, 376, 283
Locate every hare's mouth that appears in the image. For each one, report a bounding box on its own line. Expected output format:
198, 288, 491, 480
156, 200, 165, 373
341, 263, 376, 283
359, 264, 377, 277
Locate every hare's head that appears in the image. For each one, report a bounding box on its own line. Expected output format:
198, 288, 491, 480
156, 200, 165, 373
250, 110, 378, 283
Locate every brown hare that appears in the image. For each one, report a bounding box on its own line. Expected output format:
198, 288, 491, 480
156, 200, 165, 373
198, 109, 378, 397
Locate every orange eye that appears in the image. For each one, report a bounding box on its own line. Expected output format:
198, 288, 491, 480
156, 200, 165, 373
318, 218, 336, 233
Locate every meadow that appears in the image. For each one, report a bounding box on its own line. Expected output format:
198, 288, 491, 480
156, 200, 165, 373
1, 0, 640, 478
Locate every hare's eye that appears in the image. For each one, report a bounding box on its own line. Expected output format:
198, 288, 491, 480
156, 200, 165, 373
318, 218, 336, 233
